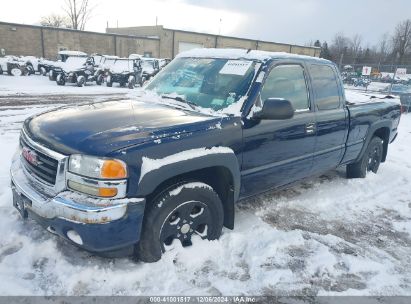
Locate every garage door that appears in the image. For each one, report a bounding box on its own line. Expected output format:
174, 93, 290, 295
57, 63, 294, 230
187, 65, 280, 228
178, 42, 204, 54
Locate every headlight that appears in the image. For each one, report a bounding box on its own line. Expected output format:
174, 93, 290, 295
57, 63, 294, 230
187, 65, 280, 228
69, 154, 127, 179
67, 155, 128, 198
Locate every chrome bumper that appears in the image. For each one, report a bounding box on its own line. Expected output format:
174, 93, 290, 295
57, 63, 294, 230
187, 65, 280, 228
11, 155, 143, 224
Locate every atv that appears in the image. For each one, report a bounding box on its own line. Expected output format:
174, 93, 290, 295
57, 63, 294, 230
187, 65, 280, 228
105, 58, 144, 89
49, 51, 88, 81
93, 55, 119, 85
141, 57, 160, 80
55, 56, 97, 87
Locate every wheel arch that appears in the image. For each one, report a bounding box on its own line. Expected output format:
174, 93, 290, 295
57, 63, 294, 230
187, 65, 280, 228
357, 121, 391, 163
137, 152, 241, 230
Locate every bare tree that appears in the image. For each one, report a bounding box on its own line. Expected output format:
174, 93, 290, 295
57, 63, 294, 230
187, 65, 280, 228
330, 32, 350, 63
40, 14, 71, 28
377, 33, 390, 66
63, 0, 95, 30
350, 34, 362, 64
392, 19, 411, 64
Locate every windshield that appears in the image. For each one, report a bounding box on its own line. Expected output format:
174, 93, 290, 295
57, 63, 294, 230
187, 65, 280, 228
111, 60, 133, 73
145, 57, 256, 111
63, 56, 87, 71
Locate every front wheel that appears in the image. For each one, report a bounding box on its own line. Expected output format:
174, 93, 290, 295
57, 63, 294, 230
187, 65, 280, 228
96, 74, 103, 85
106, 75, 113, 87
40, 67, 47, 76
11, 68, 22, 76
128, 75, 136, 89
56, 74, 66, 86
76, 75, 85, 87
347, 136, 383, 178
136, 181, 224, 262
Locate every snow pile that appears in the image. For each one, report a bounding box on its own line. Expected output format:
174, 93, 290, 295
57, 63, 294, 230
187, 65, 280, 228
0, 74, 132, 96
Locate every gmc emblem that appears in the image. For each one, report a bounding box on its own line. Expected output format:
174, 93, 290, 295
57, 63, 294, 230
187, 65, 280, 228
22, 147, 41, 166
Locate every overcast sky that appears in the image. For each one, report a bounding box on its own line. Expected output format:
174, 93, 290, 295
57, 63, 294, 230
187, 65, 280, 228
1, 0, 410, 46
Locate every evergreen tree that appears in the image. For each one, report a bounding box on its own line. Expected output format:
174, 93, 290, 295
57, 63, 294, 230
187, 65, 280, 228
320, 42, 332, 60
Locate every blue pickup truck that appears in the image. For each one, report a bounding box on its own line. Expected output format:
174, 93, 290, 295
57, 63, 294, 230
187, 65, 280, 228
10, 49, 401, 262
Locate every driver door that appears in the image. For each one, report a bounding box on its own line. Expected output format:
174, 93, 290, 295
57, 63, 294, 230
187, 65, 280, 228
241, 62, 317, 197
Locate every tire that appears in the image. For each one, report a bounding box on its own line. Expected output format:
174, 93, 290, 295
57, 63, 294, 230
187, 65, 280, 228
26, 64, 35, 75
136, 181, 224, 262
76, 75, 85, 87
40, 67, 47, 76
96, 74, 103, 85
106, 75, 113, 87
347, 136, 383, 178
11, 68, 22, 76
128, 76, 136, 89
56, 74, 65, 86
49, 71, 56, 81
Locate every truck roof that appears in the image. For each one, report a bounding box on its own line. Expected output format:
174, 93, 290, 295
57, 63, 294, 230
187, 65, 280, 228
177, 48, 329, 63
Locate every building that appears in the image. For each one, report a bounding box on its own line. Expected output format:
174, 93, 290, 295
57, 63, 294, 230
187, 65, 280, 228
0, 21, 160, 59
0, 21, 320, 60
106, 25, 321, 58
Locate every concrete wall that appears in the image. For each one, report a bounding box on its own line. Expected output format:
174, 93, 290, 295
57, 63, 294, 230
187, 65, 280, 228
0, 23, 43, 56
106, 25, 320, 58
0, 21, 320, 60
0, 21, 160, 60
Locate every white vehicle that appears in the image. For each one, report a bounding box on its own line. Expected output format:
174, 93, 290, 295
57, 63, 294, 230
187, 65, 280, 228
49, 51, 88, 81
141, 57, 160, 79
0, 55, 31, 76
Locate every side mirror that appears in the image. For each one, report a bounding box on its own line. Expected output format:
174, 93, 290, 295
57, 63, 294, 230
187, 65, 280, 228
257, 98, 295, 120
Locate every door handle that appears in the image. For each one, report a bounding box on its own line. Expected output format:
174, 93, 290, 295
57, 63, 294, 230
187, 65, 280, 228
305, 123, 316, 134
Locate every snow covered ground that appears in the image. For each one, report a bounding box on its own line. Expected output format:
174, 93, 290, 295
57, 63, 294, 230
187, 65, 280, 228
0, 74, 133, 96
0, 84, 410, 296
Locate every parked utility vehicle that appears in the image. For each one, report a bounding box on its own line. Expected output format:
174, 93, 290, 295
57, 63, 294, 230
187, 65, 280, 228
11, 49, 401, 262
141, 57, 160, 80
55, 57, 96, 87
48, 51, 88, 80
105, 58, 143, 88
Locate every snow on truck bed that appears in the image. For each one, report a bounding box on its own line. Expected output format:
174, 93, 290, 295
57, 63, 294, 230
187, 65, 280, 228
345, 89, 401, 105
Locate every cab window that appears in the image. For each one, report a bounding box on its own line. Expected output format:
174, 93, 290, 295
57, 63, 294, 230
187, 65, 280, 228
261, 64, 310, 111
310, 64, 341, 110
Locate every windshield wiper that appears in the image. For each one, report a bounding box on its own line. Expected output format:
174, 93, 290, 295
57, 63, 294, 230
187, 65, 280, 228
161, 94, 197, 110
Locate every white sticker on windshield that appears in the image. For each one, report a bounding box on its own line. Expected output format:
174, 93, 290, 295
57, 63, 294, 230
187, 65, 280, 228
219, 60, 252, 76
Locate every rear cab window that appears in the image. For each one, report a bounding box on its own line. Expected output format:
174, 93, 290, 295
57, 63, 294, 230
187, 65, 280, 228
309, 64, 341, 110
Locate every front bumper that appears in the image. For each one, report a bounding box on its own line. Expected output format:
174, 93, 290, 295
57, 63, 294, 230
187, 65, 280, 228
10, 156, 146, 255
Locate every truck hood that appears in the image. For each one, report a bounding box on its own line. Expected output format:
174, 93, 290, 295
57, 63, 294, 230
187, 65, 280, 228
24, 99, 219, 155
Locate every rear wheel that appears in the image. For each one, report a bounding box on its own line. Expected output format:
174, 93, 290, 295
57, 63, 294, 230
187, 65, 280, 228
136, 181, 224, 262
347, 136, 383, 178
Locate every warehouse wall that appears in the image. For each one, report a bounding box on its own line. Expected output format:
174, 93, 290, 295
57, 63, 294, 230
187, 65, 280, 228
0, 21, 159, 59
106, 25, 320, 58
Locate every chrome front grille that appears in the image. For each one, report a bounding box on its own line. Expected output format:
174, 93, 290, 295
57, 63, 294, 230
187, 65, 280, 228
20, 136, 59, 185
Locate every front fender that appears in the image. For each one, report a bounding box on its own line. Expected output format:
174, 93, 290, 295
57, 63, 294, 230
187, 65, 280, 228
136, 147, 241, 202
